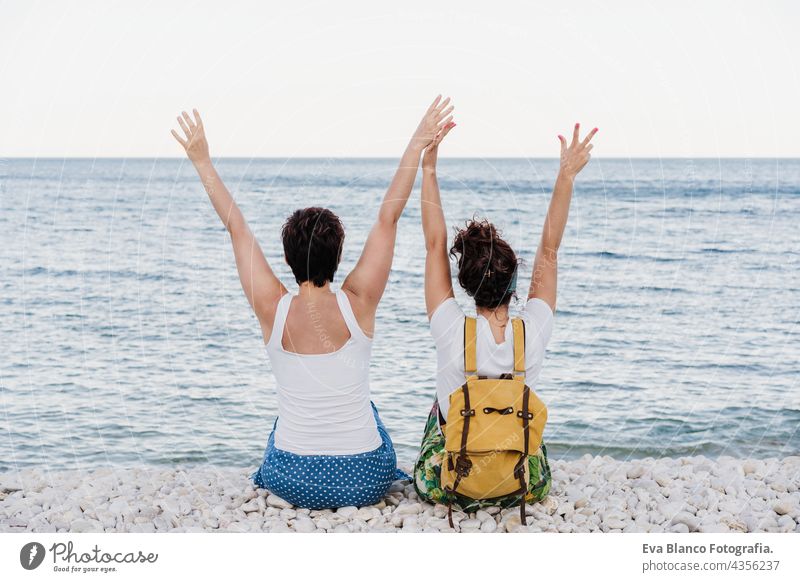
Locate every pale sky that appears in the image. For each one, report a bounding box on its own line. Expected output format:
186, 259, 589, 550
0, 0, 798, 158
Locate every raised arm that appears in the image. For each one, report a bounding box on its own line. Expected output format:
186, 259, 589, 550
342, 96, 454, 334
421, 121, 457, 319
171, 110, 287, 334
529, 123, 597, 311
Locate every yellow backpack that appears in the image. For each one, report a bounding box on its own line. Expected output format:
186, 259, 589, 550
441, 316, 547, 527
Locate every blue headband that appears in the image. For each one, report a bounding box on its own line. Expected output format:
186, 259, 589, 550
507, 267, 518, 296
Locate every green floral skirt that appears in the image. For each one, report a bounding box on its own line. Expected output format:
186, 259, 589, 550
413, 399, 552, 512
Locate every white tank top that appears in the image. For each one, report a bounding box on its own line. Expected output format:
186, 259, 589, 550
265, 289, 382, 455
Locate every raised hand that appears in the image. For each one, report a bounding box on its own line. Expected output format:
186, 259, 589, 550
557, 123, 598, 179
411, 96, 455, 151
171, 109, 210, 165
422, 121, 456, 170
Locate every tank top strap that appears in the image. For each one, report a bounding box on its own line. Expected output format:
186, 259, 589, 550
267, 292, 293, 348
335, 289, 371, 343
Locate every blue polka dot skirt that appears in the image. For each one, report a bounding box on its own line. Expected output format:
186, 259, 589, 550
251, 402, 410, 509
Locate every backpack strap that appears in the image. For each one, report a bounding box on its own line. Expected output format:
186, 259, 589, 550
512, 317, 529, 525
463, 316, 478, 380
445, 381, 476, 529
516, 384, 532, 525
447, 316, 479, 528
512, 318, 526, 379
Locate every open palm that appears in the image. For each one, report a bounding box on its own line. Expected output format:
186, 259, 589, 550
558, 123, 597, 178
171, 109, 210, 164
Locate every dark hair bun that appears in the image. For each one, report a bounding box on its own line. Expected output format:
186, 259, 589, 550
450, 218, 519, 308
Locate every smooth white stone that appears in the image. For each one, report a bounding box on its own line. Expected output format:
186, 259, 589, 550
402, 516, 419, 528
653, 473, 672, 488
626, 465, 646, 479
503, 514, 522, 533
670, 512, 699, 532
355, 507, 380, 521
266, 494, 293, 510
293, 518, 316, 533
539, 496, 558, 515
279, 509, 297, 520
394, 502, 422, 516
336, 506, 358, 519
772, 500, 794, 515
71, 519, 102, 533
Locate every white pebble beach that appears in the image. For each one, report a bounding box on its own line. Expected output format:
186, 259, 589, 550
2, 455, 798, 533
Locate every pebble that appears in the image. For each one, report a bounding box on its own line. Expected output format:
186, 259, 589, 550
71, 519, 103, 533
395, 502, 422, 516
356, 507, 380, 521
293, 518, 316, 533
670, 512, 700, 532
603, 517, 627, 530
336, 506, 358, 519
502, 514, 523, 532
653, 473, 672, 488
266, 494, 292, 510
627, 465, 646, 479
1, 459, 795, 534
772, 500, 794, 516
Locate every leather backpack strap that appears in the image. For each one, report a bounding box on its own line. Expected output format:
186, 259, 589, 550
516, 384, 532, 525
521, 385, 531, 456
456, 384, 474, 474
512, 318, 526, 378
514, 318, 530, 526
444, 317, 480, 530
463, 316, 478, 379
445, 382, 476, 531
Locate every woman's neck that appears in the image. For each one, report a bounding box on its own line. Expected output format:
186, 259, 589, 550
298, 281, 333, 299
477, 303, 510, 344
476, 304, 510, 324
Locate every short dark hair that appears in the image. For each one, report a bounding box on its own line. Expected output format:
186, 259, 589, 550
450, 218, 519, 308
281, 207, 345, 287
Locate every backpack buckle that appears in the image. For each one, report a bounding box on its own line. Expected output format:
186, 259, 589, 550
517, 410, 534, 420
484, 406, 514, 415
460, 408, 475, 417
514, 458, 526, 479
455, 455, 473, 477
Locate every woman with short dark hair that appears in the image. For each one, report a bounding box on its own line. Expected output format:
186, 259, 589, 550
170, 97, 454, 509
413, 120, 597, 516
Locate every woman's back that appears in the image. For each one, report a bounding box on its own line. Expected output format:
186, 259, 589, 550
279, 291, 353, 354
429, 297, 554, 419
266, 289, 382, 456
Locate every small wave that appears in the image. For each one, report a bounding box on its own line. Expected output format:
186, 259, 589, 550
574, 251, 628, 259
637, 285, 690, 294
645, 256, 683, 263
152, 453, 212, 465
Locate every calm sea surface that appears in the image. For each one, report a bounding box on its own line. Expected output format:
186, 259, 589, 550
1, 158, 798, 472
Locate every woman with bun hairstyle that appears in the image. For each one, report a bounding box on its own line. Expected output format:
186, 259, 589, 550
413, 121, 597, 513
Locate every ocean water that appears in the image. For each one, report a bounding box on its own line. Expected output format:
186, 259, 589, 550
1, 157, 798, 473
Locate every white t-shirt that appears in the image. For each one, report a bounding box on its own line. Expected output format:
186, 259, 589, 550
430, 297, 555, 419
